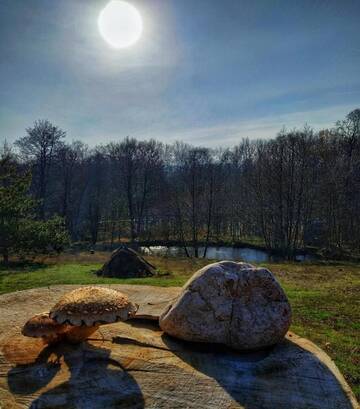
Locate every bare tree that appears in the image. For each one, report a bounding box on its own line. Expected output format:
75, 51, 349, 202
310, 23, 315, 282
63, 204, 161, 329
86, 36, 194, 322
8, 108, 360, 258
170, 143, 213, 257
55, 141, 87, 232
15, 120, 65, 219
108, 137, 164, 243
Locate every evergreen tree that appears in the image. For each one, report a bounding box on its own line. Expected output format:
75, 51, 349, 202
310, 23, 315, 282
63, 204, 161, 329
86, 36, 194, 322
0, 150, 69, 263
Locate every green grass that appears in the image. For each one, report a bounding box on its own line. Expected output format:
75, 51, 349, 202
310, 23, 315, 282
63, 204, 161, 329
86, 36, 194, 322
0, 253, 359, 400
0, 262, 185, 291
0, 253, 210, 293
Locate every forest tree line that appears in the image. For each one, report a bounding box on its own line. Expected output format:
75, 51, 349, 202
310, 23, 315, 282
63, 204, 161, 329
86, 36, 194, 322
1, 108, 359, 260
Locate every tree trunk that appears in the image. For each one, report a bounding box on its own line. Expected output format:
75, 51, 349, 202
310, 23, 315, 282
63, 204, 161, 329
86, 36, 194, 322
3, 248, 9, 264
203, 168, 214, 258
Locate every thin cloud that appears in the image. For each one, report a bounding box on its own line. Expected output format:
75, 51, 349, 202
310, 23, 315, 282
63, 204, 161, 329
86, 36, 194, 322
140, 104, 356, 147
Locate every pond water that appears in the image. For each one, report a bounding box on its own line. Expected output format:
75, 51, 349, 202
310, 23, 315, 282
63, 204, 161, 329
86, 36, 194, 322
140, 245, 314, 263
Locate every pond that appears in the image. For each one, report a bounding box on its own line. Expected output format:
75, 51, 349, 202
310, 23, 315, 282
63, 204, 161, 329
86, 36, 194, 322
140, 245, 315, 263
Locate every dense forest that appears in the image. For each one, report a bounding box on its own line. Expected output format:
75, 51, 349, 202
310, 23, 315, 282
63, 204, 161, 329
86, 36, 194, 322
1, 109, 359, 260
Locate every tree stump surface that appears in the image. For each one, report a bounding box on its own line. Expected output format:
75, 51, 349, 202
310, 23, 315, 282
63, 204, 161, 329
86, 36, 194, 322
0, 285, 358, 409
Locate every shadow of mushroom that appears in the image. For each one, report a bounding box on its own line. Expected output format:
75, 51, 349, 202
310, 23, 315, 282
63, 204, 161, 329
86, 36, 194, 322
5, 338, 145, 409
7, 343, 62, 395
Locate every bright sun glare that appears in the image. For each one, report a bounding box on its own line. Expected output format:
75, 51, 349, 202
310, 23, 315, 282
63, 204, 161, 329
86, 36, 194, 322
98, 0, 143, 49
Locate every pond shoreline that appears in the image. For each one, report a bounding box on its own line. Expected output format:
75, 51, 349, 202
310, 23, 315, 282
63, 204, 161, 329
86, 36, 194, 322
72, 239, 315, 255
139, 245, 316, 263
69, 240, 359, 263
71, 240, 318, 262
137, 239, 317, 256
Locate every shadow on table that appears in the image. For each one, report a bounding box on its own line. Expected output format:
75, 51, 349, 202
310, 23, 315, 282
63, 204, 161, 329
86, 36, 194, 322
5, 337, 144, 409
160, 331, 356, 409
4, 325, 356, 409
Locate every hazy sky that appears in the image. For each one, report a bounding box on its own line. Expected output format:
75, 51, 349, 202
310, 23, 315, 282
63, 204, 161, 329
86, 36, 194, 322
1, 0, 359, 147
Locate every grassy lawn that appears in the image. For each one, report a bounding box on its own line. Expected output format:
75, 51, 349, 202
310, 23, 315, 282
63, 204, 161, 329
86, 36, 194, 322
0, 252, 359, 400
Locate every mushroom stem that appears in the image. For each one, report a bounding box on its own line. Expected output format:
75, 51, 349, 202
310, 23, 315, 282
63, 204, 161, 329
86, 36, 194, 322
65, 325, 100, 344
41, 334, 61, 345
41, 328, 70, 345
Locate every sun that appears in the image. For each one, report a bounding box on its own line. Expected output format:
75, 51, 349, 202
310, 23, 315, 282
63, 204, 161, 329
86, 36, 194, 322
98, 1, 143, 49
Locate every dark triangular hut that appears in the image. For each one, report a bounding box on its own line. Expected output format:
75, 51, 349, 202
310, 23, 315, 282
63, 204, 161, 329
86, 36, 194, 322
96, 246, 155, 278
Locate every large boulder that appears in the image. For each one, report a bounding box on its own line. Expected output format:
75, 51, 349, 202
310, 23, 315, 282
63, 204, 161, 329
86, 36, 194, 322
159, 261, 291, 350
96, 246, 155, 278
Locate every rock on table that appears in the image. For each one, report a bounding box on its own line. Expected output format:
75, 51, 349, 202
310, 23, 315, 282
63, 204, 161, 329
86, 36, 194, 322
160, 261, 292, 350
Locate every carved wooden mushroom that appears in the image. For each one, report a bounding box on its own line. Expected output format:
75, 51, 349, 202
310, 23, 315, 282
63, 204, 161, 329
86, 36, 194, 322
21, 312, 69, 344
50, 286, 138, 343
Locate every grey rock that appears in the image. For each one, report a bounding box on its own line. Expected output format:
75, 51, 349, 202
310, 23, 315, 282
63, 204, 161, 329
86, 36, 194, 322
159, 261, 291, 350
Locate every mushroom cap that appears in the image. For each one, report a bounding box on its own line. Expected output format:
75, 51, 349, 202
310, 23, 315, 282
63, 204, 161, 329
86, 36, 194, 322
50, 286, 138, 326
22, 312, 65, 338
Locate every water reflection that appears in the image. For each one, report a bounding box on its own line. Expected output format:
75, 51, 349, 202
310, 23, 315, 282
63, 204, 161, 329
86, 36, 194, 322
140, 246, 313, 263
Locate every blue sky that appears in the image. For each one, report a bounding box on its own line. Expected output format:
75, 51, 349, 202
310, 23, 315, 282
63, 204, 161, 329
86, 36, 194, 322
0, 0, 359, 147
